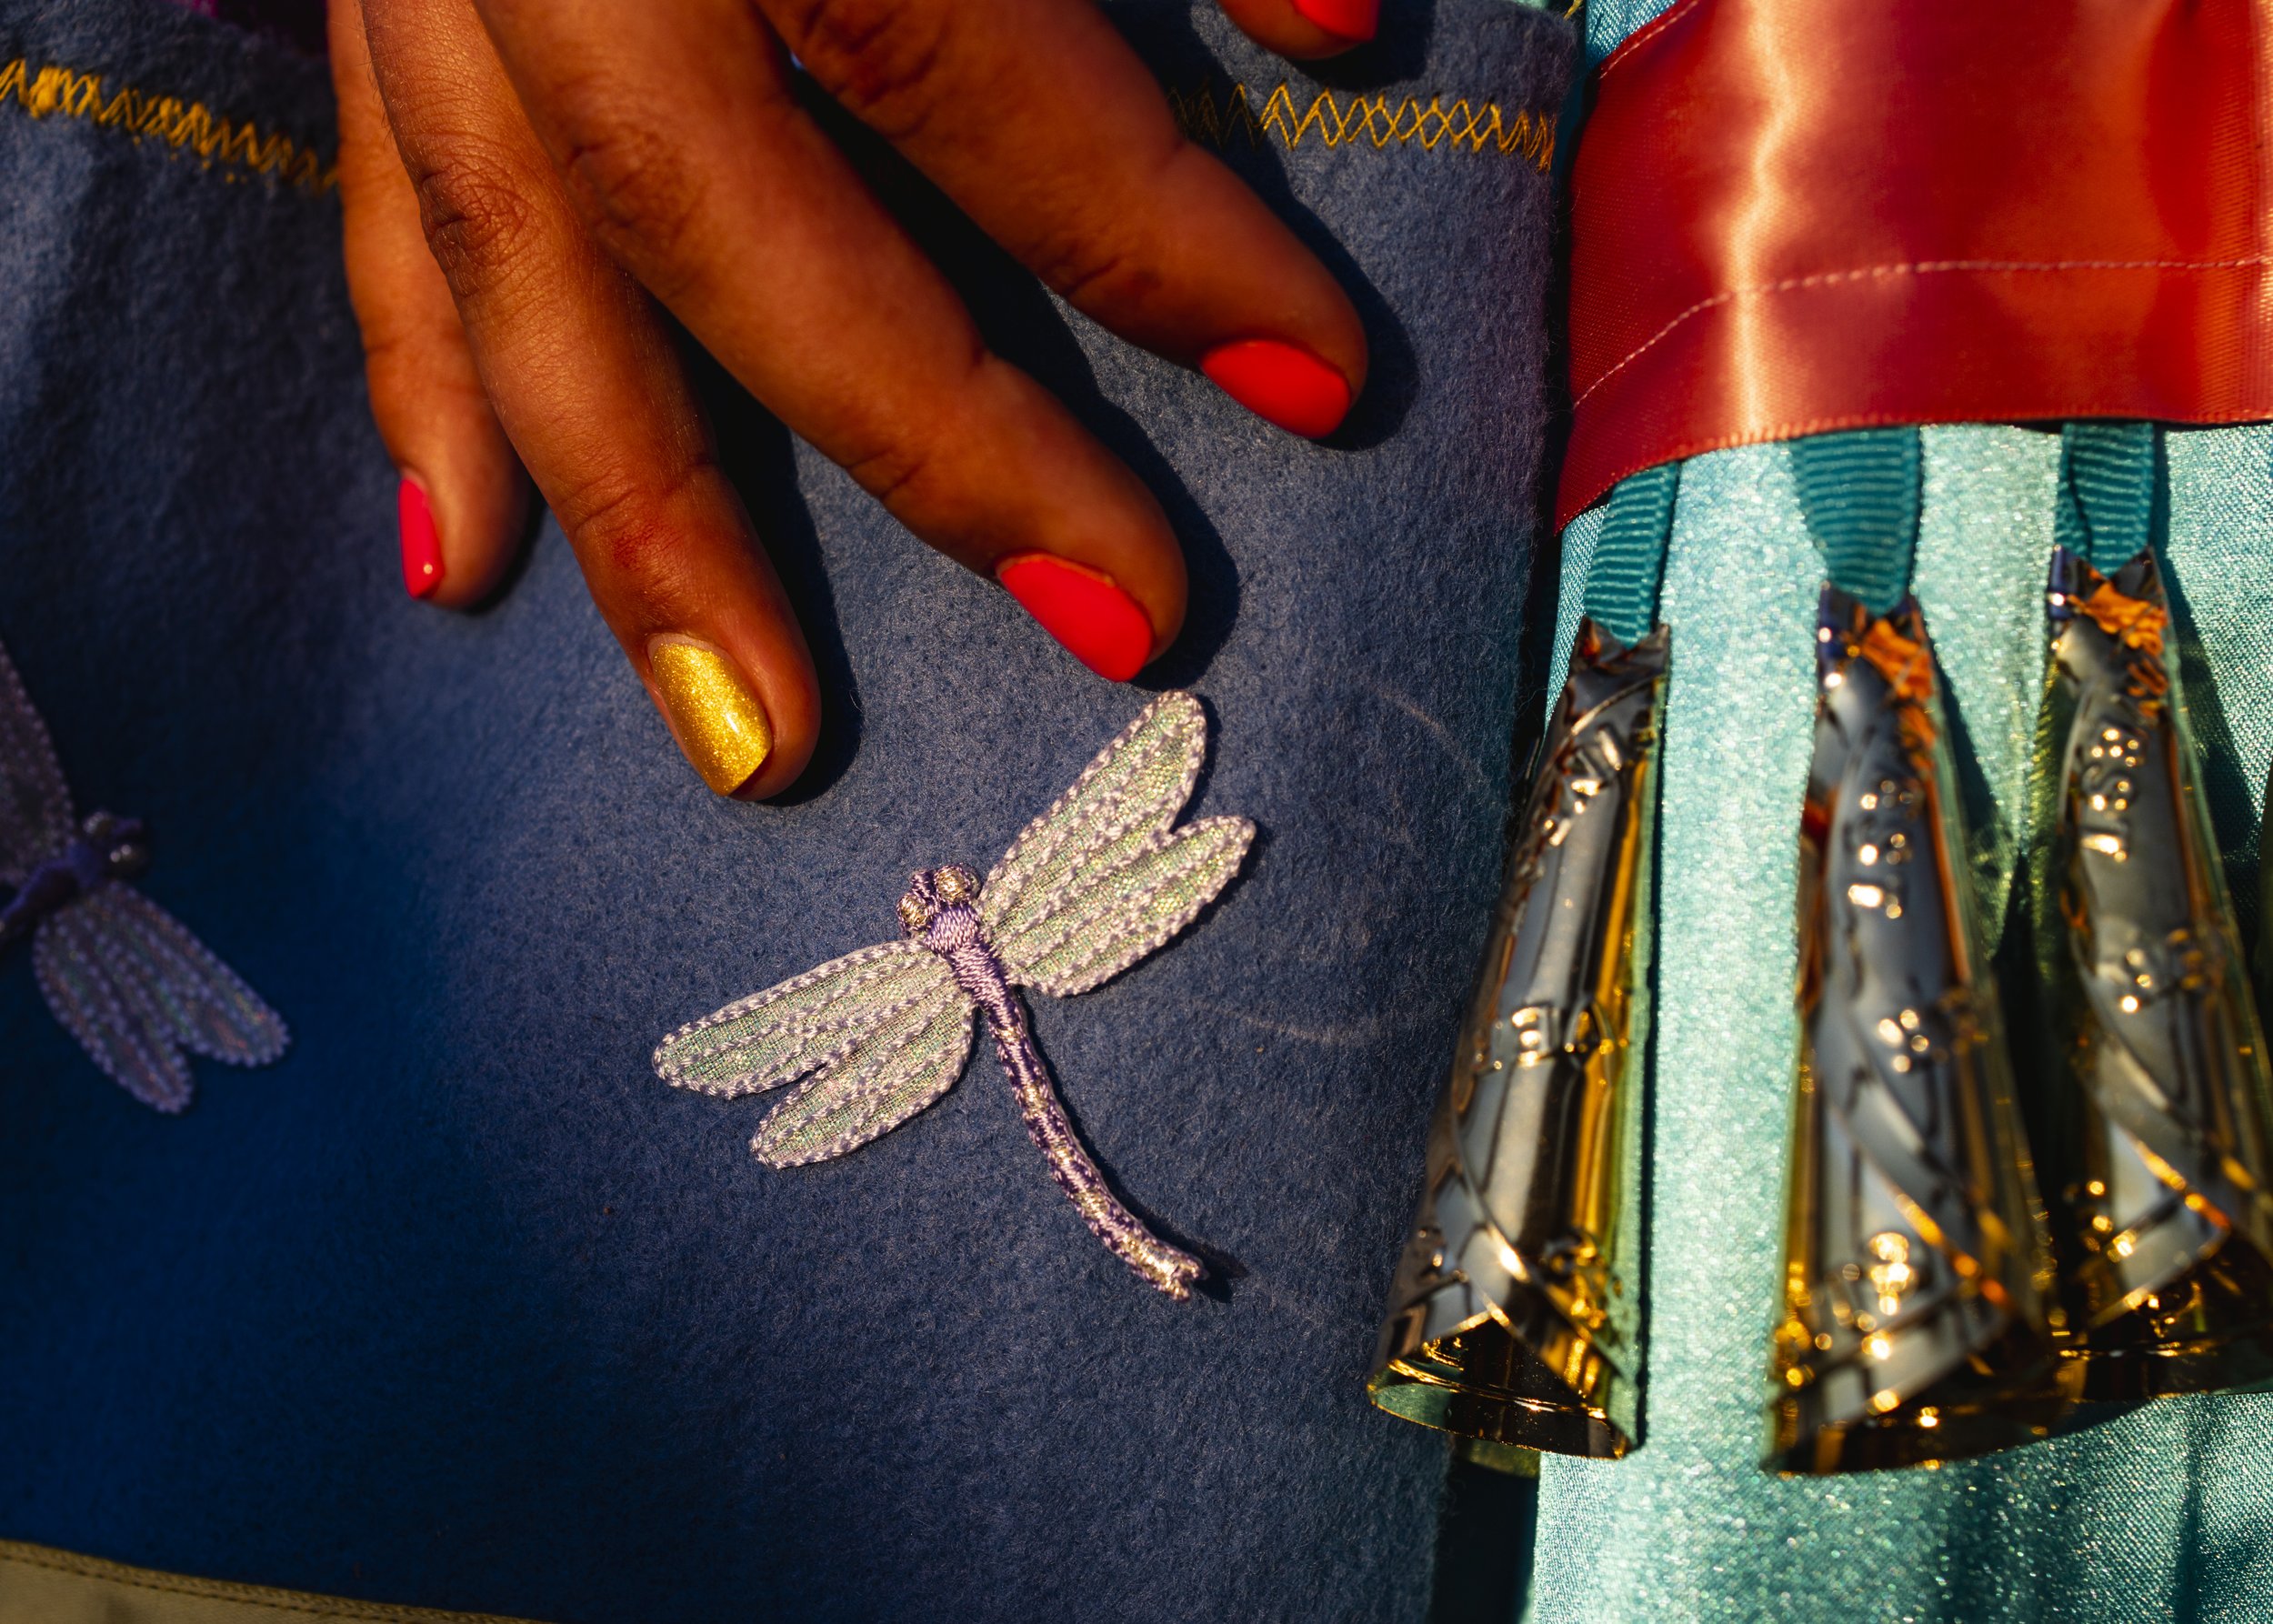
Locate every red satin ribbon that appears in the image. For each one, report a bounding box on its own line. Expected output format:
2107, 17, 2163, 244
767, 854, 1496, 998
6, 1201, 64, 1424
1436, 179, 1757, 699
1558, 0, 2273, 528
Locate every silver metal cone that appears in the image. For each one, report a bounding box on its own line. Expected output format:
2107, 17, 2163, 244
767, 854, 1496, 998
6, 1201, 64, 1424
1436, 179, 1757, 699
2038, 546, 2273, 1398
1767, 589, 2063, 1475
1370, 617, 1664, 1459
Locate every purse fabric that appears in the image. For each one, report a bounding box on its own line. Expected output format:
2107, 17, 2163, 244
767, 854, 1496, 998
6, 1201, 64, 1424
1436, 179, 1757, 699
0, 2, 1573, 1619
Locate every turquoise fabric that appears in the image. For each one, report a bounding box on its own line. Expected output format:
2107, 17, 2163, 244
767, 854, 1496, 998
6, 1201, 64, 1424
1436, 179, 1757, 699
1530, 7, 2273, 1612
1523, 425, 2273, 1622
2165, 430, 2273, 896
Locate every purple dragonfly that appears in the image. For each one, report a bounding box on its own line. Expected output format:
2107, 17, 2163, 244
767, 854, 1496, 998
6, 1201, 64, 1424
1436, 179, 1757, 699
0, 639, 287, 1110
655, 692, 1253, 1298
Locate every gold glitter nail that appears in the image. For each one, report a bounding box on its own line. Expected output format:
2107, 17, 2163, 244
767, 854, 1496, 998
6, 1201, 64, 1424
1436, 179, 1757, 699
647, 635, 772, 795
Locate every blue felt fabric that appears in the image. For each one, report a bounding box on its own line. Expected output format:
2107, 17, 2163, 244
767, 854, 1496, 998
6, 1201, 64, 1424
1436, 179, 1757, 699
0, 2, 1573, 1619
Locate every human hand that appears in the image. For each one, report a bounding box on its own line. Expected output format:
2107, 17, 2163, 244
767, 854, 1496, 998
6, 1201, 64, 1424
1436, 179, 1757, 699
328, 0, 1373, 797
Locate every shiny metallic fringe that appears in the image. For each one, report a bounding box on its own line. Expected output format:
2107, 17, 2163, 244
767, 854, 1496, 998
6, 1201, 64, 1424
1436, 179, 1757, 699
1767, 589, 2063, 1475
1370, 618, 1664, 1459
2035, 547, 2273, 1397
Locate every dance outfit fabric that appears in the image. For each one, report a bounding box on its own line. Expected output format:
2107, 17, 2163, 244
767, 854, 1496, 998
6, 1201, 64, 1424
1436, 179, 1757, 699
1524, 4, 2273, 1619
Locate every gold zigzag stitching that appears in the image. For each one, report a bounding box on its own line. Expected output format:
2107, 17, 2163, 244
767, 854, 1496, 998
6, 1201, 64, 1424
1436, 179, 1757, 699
0, 59, 1538, 193
0, 56, 336, 195
1169, 81, 1554, 169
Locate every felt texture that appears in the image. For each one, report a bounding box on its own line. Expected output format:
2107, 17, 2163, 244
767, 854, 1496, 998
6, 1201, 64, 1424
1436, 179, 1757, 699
0, 2, 1573, 1619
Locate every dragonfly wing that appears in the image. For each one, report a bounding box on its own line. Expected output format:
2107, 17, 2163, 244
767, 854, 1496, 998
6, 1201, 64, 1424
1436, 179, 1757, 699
981, 692, 1210, 947
33, 898, 192, 1111
751, 975, 976, 1168
83, 883, 289, 1065
997, 816, 1253, 997
0, 639, 74, 884
654, 938, 953, 1098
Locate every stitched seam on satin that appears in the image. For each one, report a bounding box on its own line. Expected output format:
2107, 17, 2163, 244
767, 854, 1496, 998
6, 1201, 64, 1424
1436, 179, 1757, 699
0, 1542, 523, 1621
1168, 82, 1556, 168
1571, 256, 2273, 409
0, 57, 336, 195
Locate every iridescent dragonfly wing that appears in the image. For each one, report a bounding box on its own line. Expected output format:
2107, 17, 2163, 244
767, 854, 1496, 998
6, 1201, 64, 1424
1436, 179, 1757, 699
655, 938, 952, 1096
983, 692, 1254, 997
32, 882, 287, 1111
748, 973, 976, 1168
656, 938, 978, 1165
0, 638, 74, 883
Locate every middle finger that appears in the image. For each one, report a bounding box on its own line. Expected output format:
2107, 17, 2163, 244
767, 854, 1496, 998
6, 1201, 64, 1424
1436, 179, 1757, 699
476, 0, 1195, 678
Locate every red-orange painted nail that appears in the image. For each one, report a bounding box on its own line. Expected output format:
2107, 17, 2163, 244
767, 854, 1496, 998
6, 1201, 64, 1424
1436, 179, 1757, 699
996, 555, 1154, 682
1200, 338, 1354, 438
398, 476, 443, 599
1292, 0, 1377, 42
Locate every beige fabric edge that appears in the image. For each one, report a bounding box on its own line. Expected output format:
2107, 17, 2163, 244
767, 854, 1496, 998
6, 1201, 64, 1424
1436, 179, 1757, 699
0, 1539, 549, 1624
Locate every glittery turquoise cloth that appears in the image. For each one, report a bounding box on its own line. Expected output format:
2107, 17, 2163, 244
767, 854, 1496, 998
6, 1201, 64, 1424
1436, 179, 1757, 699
1531, 3, 2273, 1603
1526, 425, 2273, 1621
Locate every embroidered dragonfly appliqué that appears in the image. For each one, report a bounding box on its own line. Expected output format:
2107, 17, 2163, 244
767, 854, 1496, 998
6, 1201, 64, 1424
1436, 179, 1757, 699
655, 692, 1253, 1298
0, 639, 288, 1110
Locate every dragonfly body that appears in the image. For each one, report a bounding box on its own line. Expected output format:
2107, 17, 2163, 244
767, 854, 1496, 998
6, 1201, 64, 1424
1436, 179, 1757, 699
903, 864, 1204, 1298
0, 641, 286, 1108
656, 693, 1252, 1298
0, 813, 146, 957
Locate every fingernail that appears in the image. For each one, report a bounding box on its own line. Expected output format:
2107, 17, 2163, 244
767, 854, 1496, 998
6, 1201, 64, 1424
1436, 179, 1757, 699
398, 476, 444, 599
1200, 338, 1354, 438
996, 555, 1155, 682
1292, 0, 1377, 45
646, 635, 775, 795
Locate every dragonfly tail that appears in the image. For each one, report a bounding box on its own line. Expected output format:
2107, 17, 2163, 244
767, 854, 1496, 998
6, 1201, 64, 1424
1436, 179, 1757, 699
988, 995, 1204, 1301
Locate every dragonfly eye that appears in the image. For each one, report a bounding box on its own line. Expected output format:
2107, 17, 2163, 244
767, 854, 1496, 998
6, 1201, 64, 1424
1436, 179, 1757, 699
898, 896, 933, 936
933, 866, 976, 907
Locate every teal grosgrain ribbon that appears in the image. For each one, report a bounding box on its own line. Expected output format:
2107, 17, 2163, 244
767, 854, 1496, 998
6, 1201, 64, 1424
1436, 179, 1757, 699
1524, 426, 2273, 1624
1790, 427, 1925, 606
2057, 420, 2159, 572
1585, 461, 1681, 644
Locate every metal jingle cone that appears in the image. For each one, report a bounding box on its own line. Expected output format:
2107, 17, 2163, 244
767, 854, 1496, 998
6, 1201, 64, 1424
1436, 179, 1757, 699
2038, 546, 2273, 1398
1369, 617, 1665, 1459
1767, 588, 2062, 1476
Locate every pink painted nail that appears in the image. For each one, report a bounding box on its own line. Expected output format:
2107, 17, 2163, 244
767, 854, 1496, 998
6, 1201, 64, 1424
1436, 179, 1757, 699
398, 476, 444, 599
996, 555, 1155, 682
1293, 0, 1377, 45
1200, 338, 1355, 438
